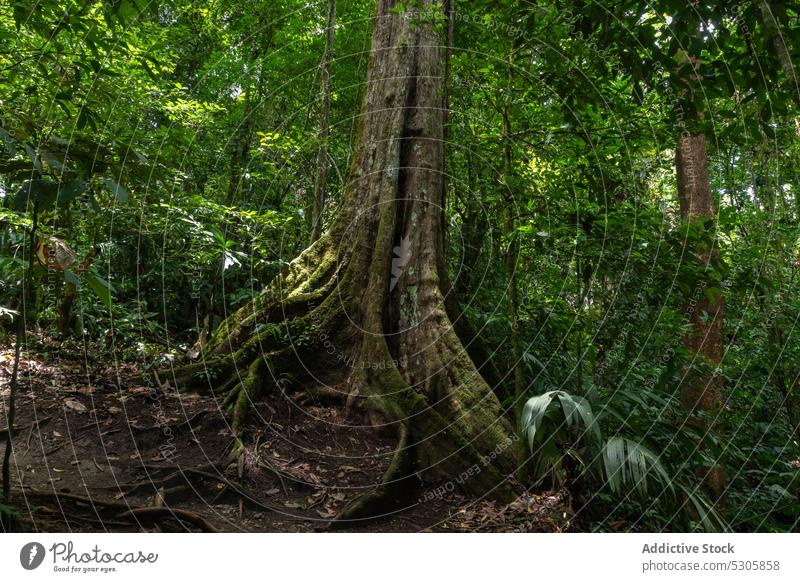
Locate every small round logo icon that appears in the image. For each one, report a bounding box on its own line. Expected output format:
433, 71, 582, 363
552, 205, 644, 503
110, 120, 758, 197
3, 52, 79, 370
20, 542, 46, 570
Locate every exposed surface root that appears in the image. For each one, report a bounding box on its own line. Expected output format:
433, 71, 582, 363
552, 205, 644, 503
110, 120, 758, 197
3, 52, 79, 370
0, 344, 552, 532
117, 507, 219, 533
169, 278, 520, 505
230, 357, 271, 434
22, 488, 219, 532
329, 424, 417, 528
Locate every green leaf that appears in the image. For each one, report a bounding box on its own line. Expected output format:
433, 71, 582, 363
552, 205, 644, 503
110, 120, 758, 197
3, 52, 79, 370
99, 177, 129, 203
209, 225, 226, 245
0, 501, 18, 518
556, 391, 600, 442
84, 271, 114, 309
521, 391, 557, 449
38, 149, 66, 172
63, 269, 81, 286
601, 437, 673, 498
12, 179, 57, 210
56, 180, 87, 206
23, 144, 42, 175
676, 482, 726, 532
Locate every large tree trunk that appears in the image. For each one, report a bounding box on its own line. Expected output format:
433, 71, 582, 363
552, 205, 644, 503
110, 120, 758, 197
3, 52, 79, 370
675, 132, 725, 500
172, 0, 518, 518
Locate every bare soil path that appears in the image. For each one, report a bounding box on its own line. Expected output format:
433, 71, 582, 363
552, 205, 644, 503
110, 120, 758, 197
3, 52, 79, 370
1, 337, 570, 533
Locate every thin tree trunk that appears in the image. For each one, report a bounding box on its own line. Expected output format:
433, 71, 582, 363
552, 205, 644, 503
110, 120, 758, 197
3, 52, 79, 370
227, 79, 250, 205
454, 146, 486, 297
1, 318, 21, 506
310, 0, 336, 243
228, 79, 260, 205
2, 203, 36, 508
228, 22, 271, 206
25, 204, 40, 325
502, 64, 524, 416
432, 0, 508, 397
440, 0, 454, 231
675, 132, 725, 500
759, 0, 800, 107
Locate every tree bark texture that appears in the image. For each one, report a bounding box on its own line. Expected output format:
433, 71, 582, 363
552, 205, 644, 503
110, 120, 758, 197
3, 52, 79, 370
675, 132, 725, 499
172, 0, 518, 518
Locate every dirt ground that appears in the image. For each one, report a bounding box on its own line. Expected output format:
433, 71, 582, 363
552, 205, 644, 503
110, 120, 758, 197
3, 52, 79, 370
0, 337, 572, 533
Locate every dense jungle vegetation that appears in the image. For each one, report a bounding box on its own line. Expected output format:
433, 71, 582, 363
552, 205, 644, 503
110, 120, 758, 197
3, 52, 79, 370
0, 0, 799, 532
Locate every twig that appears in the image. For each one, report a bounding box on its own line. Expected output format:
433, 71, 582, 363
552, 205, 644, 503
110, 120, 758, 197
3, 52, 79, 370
0, 416, 51, 439
43, 440, 70, 456
181, 468, 301, 517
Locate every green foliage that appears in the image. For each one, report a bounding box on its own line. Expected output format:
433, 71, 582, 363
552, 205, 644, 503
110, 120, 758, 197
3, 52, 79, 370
0, 0, 798, 533
601, 437, 672, 498
0, 501, 18, 520
521, 389, 728, 531
521, 390, 673, 498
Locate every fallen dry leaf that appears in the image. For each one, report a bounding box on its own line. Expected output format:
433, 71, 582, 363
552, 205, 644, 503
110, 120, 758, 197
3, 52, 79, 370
316, 507, 337, 518
64, 399, 87, 413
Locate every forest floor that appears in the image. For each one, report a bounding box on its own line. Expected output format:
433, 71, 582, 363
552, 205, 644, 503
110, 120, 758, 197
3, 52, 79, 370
0, 336, 573, 533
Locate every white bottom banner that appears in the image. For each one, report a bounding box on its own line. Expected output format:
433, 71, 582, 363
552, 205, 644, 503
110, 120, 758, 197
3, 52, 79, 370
1, 533, 798, 581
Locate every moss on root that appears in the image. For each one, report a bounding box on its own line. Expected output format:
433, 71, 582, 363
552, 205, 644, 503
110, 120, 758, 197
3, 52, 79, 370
329, 424, 416, 527
169, 269, 518, 518
353, 336, 517, 503
230, 357, 271, 434
168, 129, 519, 523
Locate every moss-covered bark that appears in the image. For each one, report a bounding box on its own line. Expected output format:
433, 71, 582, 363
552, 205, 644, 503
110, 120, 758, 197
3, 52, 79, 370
170, 0, 519, 511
